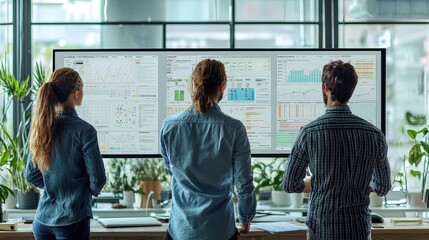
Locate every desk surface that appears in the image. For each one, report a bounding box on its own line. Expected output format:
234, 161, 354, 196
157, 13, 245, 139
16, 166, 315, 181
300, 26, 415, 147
0, 220, 306, 240
0, 218, 428, 240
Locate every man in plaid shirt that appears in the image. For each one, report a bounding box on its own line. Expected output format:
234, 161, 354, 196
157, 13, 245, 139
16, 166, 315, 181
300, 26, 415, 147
282, 60, 391, 240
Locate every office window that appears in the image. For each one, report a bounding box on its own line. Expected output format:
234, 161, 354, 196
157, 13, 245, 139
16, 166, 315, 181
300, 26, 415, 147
339, 1, 429, 194
339, 0, 429, 21
100, 25, 163, 48
32, 25, 101, 67
165, 0, 230, 21
32, 0, 101, 22
0, 0, 13, 127
0, 0, 12, 23
166, 25, 229, 48
235, 24, 318, 48
0, 25, 13, 131
0, 25, 12, 62
0, 0, 13, 58
32, 0, 230, 22
235, 0, 318, 22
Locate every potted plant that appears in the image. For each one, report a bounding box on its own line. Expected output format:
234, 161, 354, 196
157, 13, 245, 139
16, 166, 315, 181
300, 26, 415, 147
0, 61, 47, 209
252, 158, 292, 206
131, 158, 167, 208
0, 134, 15, 221
106, 158, 136, 208
403, 111, 428, 207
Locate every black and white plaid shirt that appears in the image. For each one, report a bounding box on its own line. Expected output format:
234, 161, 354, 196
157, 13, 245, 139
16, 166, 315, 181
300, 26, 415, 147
283, 105, 391, 240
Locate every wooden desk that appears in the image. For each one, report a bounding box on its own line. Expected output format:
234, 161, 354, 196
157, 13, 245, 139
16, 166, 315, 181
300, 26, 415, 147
371, 219, 429, 240
0, 220, 306, 240
0, 219, 427, 240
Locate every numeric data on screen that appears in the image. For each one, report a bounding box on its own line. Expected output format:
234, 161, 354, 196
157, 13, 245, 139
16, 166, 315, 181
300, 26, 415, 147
55, 50, 383, 156
276, 54, 378, 151
64, 55, 160, 154
166, 55, 272, 151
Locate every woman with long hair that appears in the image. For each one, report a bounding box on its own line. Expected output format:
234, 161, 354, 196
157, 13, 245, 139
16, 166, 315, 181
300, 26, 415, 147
26, 67, 106, 240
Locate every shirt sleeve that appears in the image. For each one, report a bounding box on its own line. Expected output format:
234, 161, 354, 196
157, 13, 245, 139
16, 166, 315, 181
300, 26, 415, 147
370, 136, 391, 196
233, 124, 256, 224
25, 153, 45, 188
82, 126, 106, 197
282, 131, 309, 193
160, 121, 172, 176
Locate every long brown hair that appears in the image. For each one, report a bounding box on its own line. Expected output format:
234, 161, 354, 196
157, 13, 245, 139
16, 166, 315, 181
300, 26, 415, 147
29, 67, 82, 172
192, 59, 226, 113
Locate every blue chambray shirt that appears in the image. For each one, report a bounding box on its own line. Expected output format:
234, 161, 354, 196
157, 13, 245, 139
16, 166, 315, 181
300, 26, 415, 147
26, 107, 106, 226
282, 105, 391, 240
160, 103, 256, 240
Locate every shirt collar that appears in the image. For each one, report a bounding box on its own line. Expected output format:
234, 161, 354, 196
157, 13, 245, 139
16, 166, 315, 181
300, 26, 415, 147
212, 103, 221, 111
191, 103, 221, 112
326, 105, 351, 113
60, 107, 78, 117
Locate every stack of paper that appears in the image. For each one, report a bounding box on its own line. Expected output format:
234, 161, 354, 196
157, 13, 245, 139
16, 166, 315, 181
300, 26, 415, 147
252, 222, 307, 233
390, 218, 423, 225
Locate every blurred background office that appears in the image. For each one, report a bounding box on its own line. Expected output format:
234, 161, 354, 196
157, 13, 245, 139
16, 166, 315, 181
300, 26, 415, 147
1, 0, 428, 195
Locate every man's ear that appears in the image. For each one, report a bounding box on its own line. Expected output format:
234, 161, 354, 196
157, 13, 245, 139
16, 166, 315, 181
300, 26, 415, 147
323, 83, 330, 92
74, 90, 80, 99
218, 81, 226, 91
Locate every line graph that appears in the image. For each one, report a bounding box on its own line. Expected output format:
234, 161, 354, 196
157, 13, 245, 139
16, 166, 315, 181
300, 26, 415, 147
92, 65, 134, 84
86, 59, 137, 84
279, 88, 320, 96
278, 87, 321, 101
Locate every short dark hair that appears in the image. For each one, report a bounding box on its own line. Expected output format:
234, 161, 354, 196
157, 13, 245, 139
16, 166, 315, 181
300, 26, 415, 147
322, 60, 358, 103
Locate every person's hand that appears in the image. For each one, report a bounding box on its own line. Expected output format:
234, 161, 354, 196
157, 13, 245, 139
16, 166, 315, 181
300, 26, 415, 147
239, 222, 250, 234
303, 176, 311, 193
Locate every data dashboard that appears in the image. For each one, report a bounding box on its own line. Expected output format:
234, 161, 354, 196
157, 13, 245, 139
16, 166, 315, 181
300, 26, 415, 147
54, 49, 385, 157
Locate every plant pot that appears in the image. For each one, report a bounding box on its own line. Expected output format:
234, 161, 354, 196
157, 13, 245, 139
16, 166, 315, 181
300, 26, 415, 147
122, 191, 134, 208
290, 193, 304, 208
140, 180, 161, 208
0, 206, 4, 222
407, 192, 426, 208
134, 193, 143, 209
271, 191, 292, 206
4, 189, 17, 209
369, 192, 384, 208
16, 190, 39, 209
258, 187, 272, 201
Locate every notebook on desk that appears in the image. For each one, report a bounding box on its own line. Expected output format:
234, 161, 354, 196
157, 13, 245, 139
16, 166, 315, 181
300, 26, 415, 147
98, 217, 162, 228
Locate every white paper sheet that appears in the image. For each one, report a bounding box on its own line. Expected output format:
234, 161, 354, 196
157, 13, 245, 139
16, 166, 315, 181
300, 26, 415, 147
252, 222, 307, 234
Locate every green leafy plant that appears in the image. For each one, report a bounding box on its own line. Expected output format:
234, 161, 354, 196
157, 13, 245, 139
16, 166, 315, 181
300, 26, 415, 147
106, 158, 168, 197
106, 158, 136, 197
131, 158, 167, 182
252, 158, 288, 193
0, 60, 47, 192
0, 127, 15, 204
400, 111, 429, 199
406, 125, 429, 195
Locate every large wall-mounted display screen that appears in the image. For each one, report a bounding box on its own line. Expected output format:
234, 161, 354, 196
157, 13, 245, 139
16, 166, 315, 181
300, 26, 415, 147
53, 49, 385, 157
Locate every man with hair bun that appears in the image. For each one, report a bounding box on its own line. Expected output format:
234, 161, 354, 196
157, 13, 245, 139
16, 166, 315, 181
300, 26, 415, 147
160, 59, 256, 240
282, 60, 391, 240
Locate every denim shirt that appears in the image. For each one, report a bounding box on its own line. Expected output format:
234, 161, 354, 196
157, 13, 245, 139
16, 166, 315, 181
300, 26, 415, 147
26, 107, 106, 226
160, 104, 256, 240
